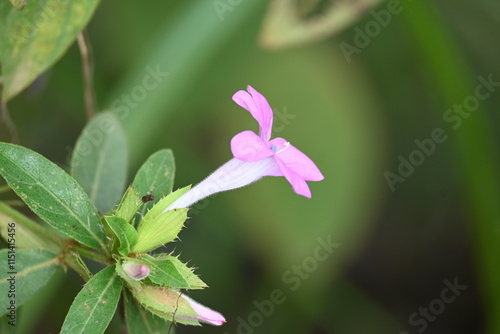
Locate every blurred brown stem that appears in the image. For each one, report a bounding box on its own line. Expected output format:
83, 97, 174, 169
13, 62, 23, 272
77, 32, 97, 121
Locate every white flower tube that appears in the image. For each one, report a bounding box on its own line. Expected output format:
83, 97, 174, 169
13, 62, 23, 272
163, 157, 280, 212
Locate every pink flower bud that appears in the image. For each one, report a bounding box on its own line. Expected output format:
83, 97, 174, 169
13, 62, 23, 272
122, 260, 150, 281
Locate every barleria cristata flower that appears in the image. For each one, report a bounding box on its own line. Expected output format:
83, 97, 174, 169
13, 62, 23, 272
166, 85, 324, 212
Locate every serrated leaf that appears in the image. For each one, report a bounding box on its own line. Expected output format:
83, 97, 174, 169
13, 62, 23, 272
123, 288, 172, 334
142, 254, 206, 289
132, 209, 187, 254
0, 249, 59, 317
0, 203, 59, 252
115, 186, 142, 224
131, 187, 190, 253
71, 112, 128, 214
60, 265, 122, 334
0, 143, 107, 252
105, 216, 137, 256
0, 0, 101, 100
148, 258, 187, 288
127, 285, 200, 326
137, 186, 190, 231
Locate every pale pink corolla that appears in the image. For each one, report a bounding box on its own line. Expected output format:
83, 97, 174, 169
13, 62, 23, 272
164, 86, 323, 212
180, 295, 226, 326
231, 85, 324, 198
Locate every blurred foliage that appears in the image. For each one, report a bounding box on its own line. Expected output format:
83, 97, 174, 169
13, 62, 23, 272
1, 0, 500, 333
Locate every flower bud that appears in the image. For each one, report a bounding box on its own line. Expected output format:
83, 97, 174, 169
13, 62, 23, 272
121, 260, 150, 281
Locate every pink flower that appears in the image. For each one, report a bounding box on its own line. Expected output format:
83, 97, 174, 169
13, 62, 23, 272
164, 86, 323, 211
231, 85, 324, 198
181, 295, 226, 326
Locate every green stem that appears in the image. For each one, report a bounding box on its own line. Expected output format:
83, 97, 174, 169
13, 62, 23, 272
72, 244, 111, 265
0, 201, 66, 247
63, 252, 92, 281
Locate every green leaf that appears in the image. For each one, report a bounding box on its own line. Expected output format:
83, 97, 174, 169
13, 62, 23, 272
0, 249, 59, 317
60, 265, 123, 334
0, 204, 59, 252
142, 254, 206, 289
132, 149, 175, 226
123, 288, 172, 334
8, 0, 26, 10
71, 112, 128, 214
0, 143, 107, 252
115, 186, 142, 224
0, 0, 101, 100
133, 149, 175, 203
105, 216, 137, 256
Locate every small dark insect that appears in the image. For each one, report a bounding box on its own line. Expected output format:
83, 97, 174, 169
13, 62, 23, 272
72, 226, 78, 229
141, 194, 155, 203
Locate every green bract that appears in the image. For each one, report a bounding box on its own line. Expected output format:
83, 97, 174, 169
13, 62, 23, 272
132, 187, 191, 253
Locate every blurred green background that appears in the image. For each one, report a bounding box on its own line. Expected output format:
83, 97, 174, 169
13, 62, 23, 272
2, 0, 500, 333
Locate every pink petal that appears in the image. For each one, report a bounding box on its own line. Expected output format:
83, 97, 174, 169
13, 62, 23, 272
269, 138, 324, 181
182, 295, 226, 326
275, 158, 312, 198
231, 130, 274, 162
232, 86, 273, 142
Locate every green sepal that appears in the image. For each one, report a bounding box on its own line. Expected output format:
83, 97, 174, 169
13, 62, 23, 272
132, 187, 191, 254
126, 284, 200, 326
123, 288, 171, 333
105, 216, 138, 256
136, 186, 190, 230
115, 186, 142, 225
132, 208, 187, 254
140, 254, 206, 289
